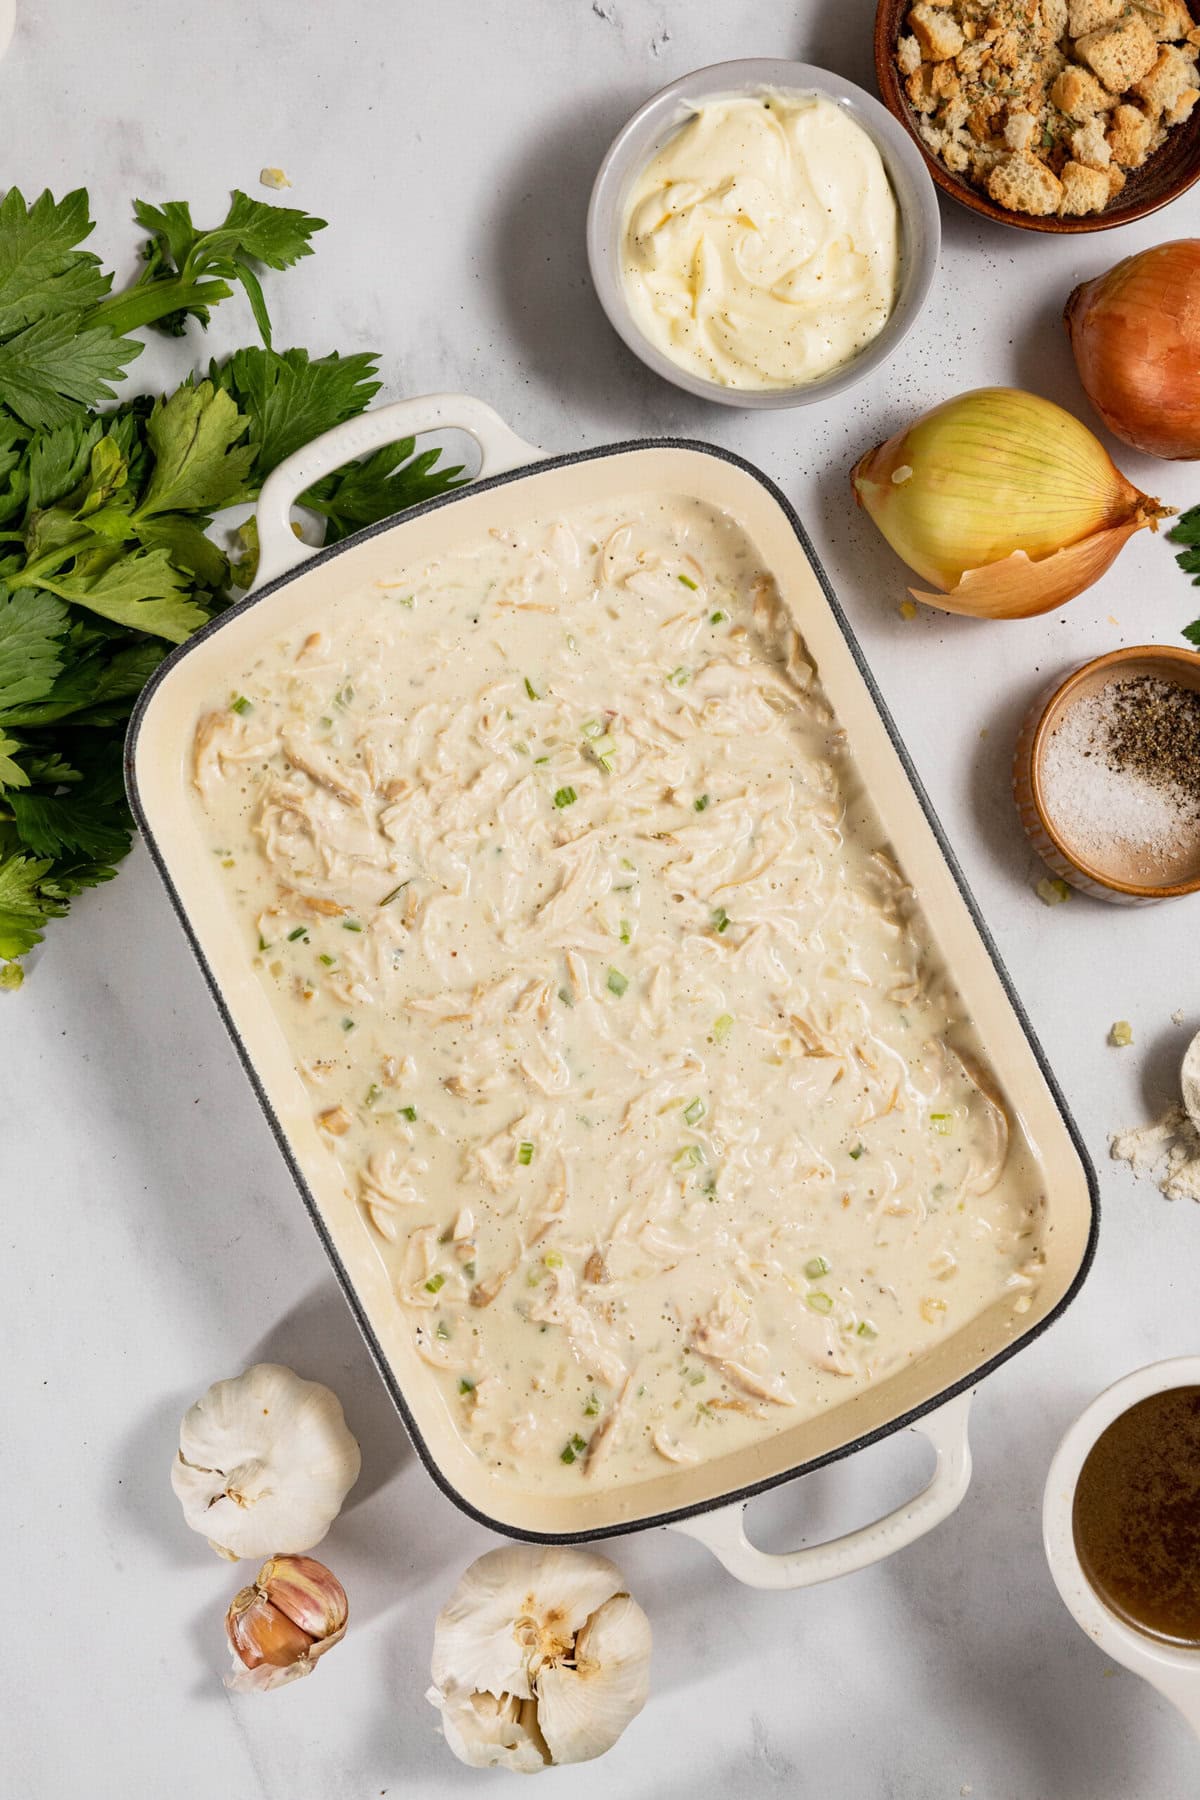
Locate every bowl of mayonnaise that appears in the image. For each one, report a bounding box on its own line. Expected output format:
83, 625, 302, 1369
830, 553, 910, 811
587, 59, 940, 407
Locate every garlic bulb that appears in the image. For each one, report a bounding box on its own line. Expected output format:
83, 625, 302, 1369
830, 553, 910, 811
427, 1546, 651, 1772
852, 387, 1168, 619
171, 1363, 361, 1560
225, 1553, 348, 1693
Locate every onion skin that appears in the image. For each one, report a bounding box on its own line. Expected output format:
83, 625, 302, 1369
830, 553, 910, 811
1066, 241, 1200, 461
852, 386, 1168, 618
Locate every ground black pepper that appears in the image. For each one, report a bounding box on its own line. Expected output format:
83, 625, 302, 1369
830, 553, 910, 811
1102, 677, 1200, 804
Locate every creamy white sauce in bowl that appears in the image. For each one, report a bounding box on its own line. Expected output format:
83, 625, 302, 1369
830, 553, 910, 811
192, 493, 1045, 1500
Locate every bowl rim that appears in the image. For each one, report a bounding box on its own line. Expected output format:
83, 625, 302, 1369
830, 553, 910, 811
873, 0, 1200, 234
585, 56, 941, 408
1027, 644, 1200, 898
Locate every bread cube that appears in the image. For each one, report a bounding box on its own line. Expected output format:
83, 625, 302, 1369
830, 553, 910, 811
1005, 110, 1041, 150
1133, 43, 1200, 114
988, 151, 1065, 214
1136, 0, 1194, 42
1070, 118, 1113, 165
1166, 83, 1200, 122
1040, 0, 1070, 39
906, 64, 940, 113
1050, 65, 1115, 115
908, 2, 966, 60
1059, 159, 1113, 212
1075, 14, 1160, 91
1067, 0, 1123, 35
897, 33, 923, 76
1106, 101, 1157, 164
1106, 162, 1128, 198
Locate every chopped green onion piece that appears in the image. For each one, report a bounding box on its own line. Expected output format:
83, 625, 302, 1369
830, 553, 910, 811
687, 1369, 706, 1385
806, 1291, 834, 1314
458, 1376, 475, 1393
518, 1141, 535, 1166
398, 594, 415, 608
567, 634, 579, 652
230, 694, 252, 715
436, 1322, 451, 1342
619, 919, 631, 944
674, 1144, 703, 1170
856, 1321, 877, 1340
544, 1250, 563, 1268
805, 1256, 830, 1279
584, 1392, 600, 1416
849, 1144, 864, 1160
464, 1261, 476, 1279
401, 1105, 417, 1123
590, 733, 616, 758
318, 953, 335, 967
668, 666, 690, 687
710, 610, 727, 624
380, 881, 409, 907
694, 794, 710, 812
931, 1113, 953, 1136
342, 920, 363, 932
425, 1273, 446, 1294
287, 926, 307, 942
582, 719, 604, 739
560, 1445, 577, 1465
341, 1017, 355, 1032
558, 986, 574, 1007
606, 967, 628, 997
712, 907, 730, 934
713, 1013, 734, 1044
524, 676, 540, 700
620, 857, 636, 871
257, 933, 270, 953
678, 573, 698, 590
527, 1266, 544, 1286
597, 751, 616, 772
553, 786, 578, 809
513, 738, 530, 756
683, 1097, 706, 1127
534, 755, 549, 765
364, 1084, 382, 1107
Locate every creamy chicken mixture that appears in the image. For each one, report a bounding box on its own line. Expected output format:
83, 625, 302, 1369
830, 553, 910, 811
194, 496, 1044, 1495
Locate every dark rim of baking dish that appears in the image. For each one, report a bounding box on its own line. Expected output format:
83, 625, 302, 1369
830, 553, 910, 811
125, 437, 1100, 1546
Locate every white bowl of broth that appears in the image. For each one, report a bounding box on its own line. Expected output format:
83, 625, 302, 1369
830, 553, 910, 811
1044, 1358, 1200, 1743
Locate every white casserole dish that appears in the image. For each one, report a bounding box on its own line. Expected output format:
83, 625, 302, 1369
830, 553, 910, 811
125, 394, 1097, 1588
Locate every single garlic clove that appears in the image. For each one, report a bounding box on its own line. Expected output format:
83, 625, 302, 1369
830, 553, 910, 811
227, 1585, 315, 1671
256, 1553, 348, 1641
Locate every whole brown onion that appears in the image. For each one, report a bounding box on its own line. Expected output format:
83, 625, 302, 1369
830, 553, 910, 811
1065, 241, 1200, 461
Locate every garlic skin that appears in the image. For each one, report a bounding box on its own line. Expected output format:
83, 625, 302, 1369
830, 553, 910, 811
225, 1554, 348, 1694
427, 1546, 651, 1772
171, 1363, 361, 1560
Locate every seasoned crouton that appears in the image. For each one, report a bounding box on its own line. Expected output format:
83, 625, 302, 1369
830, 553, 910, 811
1068, 0, 1123, 35
1166, 83, 1200, 122
1005, 110, 1041, 151
1133, 42, 1200, 114
1076, 14, 1160, 92
897, 33, 923, 77
909, 2, 966, 60
945, 137, 972, 171
1106, 99, 1157, 163
988, 151, 1065, 214
1040, 0, 1070, 38
1058, 158, 1113, 212
1106, 162, 1128, 198
1135, 0, 1194, 42
906, 64, 940, 113
1050, 65, 1115, 115
1070, 119, 1113, 165
931, 58, 962, 97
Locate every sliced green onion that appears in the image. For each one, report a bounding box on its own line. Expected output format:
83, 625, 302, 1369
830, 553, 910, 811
674, 1144, 703, 1171
401, 1105, 417, 1123
683, 1097, 706, 1127
668, 666, 690, 687
694, 794, 710, 812
557, 986, 574, 1007
398, 593, 415, 608
524, 676, 540, 700
534, 755, 549, 764
620, 857, 636, 871
560, 1444, 577, 1465
849, 1144, 864, 1160
713, 1013, 734, 1044
678, 573, 698, 590
687, 1369, 706, 1386
590, 733, 616, 758
710, 610, 727, 625
513, 738, 530, 756
806, 1291, 834, 1314
287, 926, 307, 942
458, 1376, 475, 1393
342, 919, 363, 932
553, 786, 577, 809
931, 1113, 953, 1136
607, 967, 628, 997
582, 719, 604, 739
584, 1392, 600, 1416
544, 1250, 563, 1268
560, 1433, 587, 1465
425, 1272, 446, 1294
379, 881, 409, 907
464, 1261, 476, 1280
257, 933, 270, 952
597, 751, 616, 772
856, 1320, 877, 1340
805, 1255, 830, 1279
364, 1083, 382, 1107
318, 953, 335, 967
517, 1141, 535, 1166
619, 919, 632, 944
712, 907, 730, 934
341, 1017, 355, 1032
230, 694, 252, 715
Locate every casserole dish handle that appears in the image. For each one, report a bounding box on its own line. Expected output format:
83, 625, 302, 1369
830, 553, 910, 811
251, 393, 545, 590
669, 1390, 973, 1589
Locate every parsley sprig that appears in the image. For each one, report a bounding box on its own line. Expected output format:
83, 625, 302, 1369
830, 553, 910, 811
0, 187, 465, 985
1168, 503, 1200, 647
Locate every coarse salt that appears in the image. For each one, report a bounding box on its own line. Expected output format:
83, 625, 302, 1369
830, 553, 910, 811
1041, 682, 1200, 869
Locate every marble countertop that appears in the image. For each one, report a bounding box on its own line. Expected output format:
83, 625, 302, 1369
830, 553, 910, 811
5, 2, 1199, 1795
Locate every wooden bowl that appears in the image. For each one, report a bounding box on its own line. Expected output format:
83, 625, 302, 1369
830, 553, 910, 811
1013, 645, 1200, 905
875, 0, 1200, 233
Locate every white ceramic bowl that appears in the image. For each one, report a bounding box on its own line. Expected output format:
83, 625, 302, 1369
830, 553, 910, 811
1043, 1356, 1200, 1743
586, 58, 941, 410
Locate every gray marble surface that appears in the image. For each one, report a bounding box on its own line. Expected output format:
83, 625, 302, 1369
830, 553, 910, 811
4, 2, 1200, 1795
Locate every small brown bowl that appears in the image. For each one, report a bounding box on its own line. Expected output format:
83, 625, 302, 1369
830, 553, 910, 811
1013, 645, 1200, 905
874, 0, 1200, 233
